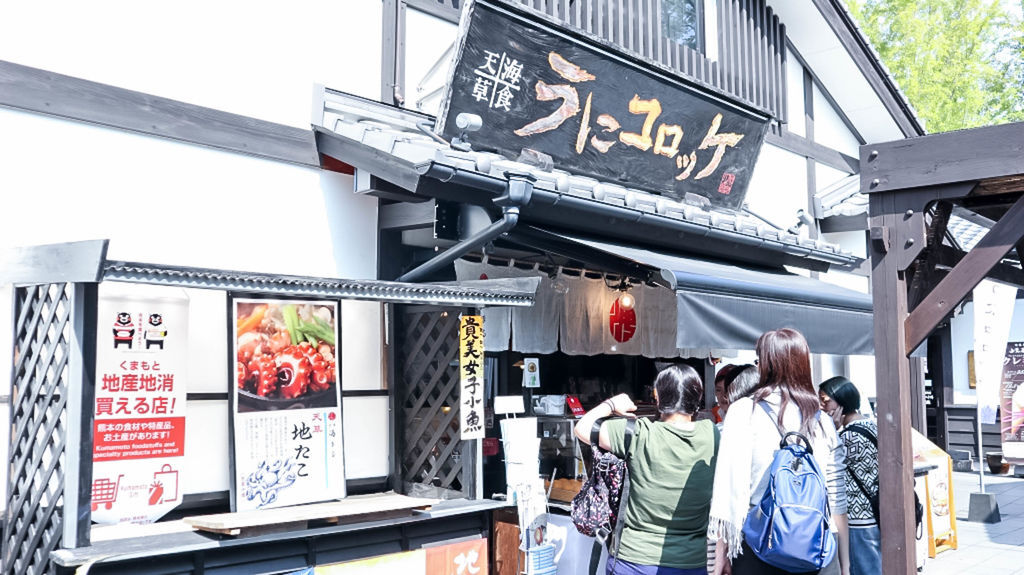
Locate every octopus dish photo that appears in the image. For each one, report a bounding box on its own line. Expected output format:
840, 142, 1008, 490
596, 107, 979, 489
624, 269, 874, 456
234, 301, 339, 412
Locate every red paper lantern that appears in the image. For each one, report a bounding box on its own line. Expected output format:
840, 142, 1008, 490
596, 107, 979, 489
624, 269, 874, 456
609, 298, 637, 343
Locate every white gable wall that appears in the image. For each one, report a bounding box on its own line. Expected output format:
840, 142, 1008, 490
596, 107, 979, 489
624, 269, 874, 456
0, 0, 383, 128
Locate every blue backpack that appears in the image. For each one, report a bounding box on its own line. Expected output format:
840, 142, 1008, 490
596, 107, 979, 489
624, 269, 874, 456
742, 402, 836, 572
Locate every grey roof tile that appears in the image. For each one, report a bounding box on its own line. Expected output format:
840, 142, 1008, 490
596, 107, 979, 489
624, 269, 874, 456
337, 114, 851, 258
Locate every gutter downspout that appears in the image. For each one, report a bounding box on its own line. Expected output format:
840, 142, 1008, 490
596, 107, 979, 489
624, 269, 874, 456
397, 173, 535, 282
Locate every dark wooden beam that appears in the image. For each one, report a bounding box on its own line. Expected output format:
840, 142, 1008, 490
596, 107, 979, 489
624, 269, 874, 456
820, 214, 867, 233
766, 131, 859, 173
927, 324, 955, 451
0, 239, 108, 285
908, 202, 952, 309
868, 190, 918, 575
932, 245, 1024, 290
905, 194, 1024, 353
380, 200, 437, 231
862, 122, 1024, 193
0, 60, 318, 167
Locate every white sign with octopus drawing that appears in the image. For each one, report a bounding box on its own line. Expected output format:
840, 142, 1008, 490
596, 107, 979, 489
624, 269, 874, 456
231, 298, 345, 511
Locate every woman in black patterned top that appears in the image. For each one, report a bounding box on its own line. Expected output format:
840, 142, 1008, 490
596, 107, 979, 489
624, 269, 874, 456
819, 377, 880, 575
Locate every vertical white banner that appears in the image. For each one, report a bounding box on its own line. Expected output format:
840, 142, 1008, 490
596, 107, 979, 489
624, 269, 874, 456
460, 315, 485, 440
93, 285, 189, 524
972, 280, 1016, 424
231, 299, 345, 511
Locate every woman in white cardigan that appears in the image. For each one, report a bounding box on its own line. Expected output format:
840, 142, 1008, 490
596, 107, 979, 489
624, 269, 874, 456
709, 329, 850, 575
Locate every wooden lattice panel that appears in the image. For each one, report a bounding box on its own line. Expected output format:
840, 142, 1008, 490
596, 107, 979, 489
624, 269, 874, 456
398, 310, 467, 496
4, 284, 72, 575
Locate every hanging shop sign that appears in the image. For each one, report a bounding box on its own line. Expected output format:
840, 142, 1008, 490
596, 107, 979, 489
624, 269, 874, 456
1001, 341, 1024, 463
972, 280, 1016, 424
460, 315, 486, 440
230, 298, 345, 511
92, 286, 188, 524
437, 0, 769, 209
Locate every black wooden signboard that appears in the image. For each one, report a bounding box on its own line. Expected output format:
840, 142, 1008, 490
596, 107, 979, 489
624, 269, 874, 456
437, 0, 770, 209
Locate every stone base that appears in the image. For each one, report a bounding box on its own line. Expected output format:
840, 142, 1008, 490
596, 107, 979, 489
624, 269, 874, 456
968, 492, 1001, 523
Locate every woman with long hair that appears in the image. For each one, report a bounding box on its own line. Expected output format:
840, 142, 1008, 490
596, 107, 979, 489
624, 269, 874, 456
708, 329, 849, 575
575, 364, 720, 575
820, 377, 879, 575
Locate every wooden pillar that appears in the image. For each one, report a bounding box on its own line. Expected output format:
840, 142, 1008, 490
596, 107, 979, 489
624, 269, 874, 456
868, 191, 917, 575
909, 357, 926, 433
927, 325, 954, 451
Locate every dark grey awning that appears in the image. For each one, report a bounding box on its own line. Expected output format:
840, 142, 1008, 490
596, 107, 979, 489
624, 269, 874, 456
511, 230, 874, 355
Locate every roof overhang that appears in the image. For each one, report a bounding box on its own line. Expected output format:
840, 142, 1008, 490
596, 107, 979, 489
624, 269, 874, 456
0, 240, 540, 308
313, 122, 862, 273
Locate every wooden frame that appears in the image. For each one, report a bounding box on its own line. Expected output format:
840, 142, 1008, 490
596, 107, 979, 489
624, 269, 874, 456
865, 120, 1024, 575
0, 61, 317, 167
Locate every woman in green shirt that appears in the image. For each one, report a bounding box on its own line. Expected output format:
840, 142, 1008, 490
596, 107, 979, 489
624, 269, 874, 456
575, 365, 721, 575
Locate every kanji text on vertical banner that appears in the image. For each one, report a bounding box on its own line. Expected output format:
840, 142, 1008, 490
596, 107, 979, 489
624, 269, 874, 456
460, 315, 485, 440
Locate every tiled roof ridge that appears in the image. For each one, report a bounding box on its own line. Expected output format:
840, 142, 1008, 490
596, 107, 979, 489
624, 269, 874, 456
329, 115, 856, 261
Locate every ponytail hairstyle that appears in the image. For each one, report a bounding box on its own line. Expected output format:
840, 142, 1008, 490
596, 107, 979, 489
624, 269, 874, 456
752, 328, 820, 436
655, 364, 704, 416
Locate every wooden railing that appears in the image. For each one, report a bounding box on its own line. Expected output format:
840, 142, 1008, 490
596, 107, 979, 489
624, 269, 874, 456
406, 0, 787, 122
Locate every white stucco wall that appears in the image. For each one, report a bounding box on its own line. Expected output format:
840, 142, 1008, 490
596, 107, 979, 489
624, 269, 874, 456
812, 83, 862, 156
0, 106, 388, 501
745, 143, 809, 230
0, 0, 383, 128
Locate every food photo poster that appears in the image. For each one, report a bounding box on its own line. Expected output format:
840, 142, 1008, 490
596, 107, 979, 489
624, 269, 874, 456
229, 297, 345, 511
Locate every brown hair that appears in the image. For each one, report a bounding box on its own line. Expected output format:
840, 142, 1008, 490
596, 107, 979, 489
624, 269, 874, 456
752, 328, 820, 436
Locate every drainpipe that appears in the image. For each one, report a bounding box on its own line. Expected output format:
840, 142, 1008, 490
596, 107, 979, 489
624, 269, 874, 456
397, 173, 535, 282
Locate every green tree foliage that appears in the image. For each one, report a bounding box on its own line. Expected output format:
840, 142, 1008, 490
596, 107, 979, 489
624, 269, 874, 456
846, 0, 1024, 133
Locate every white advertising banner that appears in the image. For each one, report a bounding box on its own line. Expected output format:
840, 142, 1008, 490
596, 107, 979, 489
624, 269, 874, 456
460, 315, 485, 440
231, 299, 345, 511
92, 286, 189, 524
972, 280, 1017, 424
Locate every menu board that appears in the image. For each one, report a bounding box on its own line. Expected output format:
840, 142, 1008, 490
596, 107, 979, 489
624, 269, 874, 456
230, 298, 345, 511
92, 286, 188, 524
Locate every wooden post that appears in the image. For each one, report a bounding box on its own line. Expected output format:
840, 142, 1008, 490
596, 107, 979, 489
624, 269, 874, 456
868, 191, 917, 575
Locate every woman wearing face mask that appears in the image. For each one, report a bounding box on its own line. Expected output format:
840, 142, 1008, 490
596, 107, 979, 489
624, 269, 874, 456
819, 377, 879, 575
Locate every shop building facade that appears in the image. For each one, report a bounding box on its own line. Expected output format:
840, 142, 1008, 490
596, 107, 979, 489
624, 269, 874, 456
0, 0, 922, 573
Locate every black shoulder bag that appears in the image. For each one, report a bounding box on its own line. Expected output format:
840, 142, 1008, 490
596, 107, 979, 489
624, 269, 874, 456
842, 423, 924, 531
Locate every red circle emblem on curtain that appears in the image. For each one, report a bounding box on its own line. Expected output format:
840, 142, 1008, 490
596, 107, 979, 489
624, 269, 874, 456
609, 298, 637, 343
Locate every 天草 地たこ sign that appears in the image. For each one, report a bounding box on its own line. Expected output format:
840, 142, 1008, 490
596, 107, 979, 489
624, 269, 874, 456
231, 298, 345, 511
437, 0, 769, 209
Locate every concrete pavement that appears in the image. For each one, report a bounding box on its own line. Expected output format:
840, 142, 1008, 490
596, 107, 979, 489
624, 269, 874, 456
922, 470, 1024, 574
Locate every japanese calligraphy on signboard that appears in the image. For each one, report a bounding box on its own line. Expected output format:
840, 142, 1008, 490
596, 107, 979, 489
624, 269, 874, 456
1001, 342, 1024, 463
460, 315, 485, 440
92, 285, 188, 524
437, 0, 769, 209
231, 298, 345, 511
